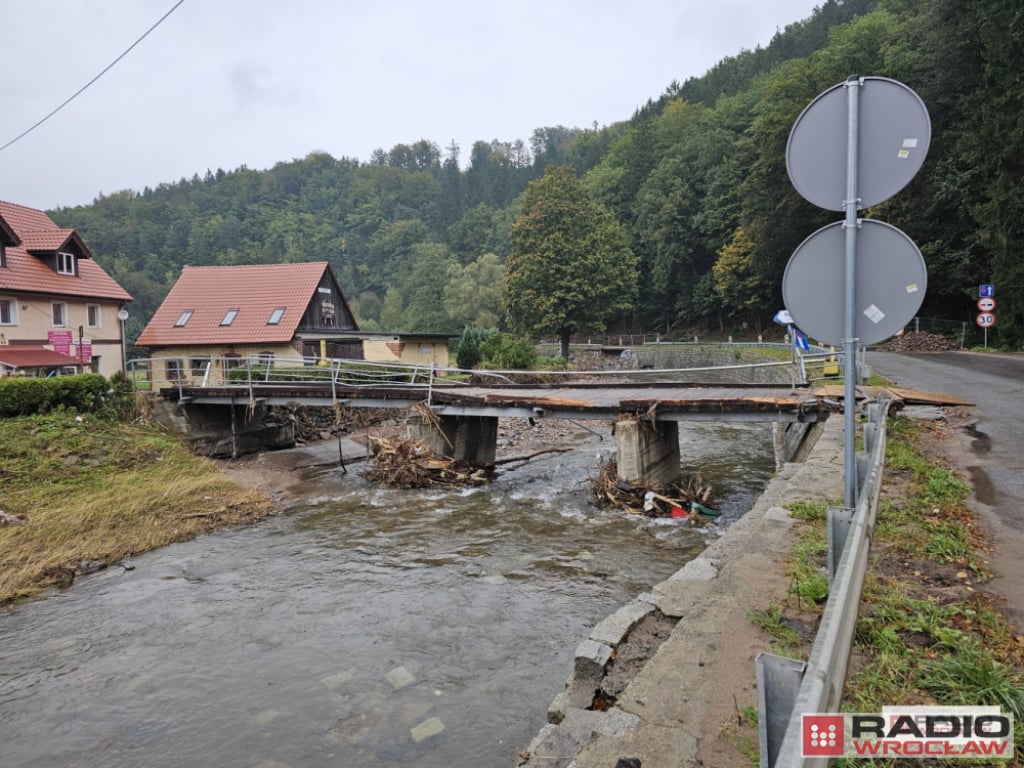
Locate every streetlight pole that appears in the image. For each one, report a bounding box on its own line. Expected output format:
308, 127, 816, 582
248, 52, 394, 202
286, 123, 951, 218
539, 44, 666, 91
117, 309, 129, 376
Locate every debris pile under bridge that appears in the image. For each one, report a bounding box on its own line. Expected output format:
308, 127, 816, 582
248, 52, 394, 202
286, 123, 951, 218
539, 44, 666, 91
590, 457, 719, 525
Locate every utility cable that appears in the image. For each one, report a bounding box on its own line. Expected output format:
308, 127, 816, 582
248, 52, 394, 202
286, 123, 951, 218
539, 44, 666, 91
0, 0, 186, 154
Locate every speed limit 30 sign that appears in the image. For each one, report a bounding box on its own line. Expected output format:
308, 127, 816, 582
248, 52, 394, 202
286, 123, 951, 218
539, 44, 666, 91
976, 312, 996, 328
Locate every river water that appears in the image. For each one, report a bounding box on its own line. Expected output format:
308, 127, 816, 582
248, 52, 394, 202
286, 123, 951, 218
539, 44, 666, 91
0, 421, 776, 768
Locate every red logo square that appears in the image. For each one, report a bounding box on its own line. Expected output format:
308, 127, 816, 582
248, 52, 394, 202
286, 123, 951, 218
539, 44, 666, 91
802, 714, 845, 757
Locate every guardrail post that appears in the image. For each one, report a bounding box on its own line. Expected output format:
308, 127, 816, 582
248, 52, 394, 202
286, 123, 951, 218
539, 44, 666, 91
757, 653, 806, 768
828, 506, 854, 585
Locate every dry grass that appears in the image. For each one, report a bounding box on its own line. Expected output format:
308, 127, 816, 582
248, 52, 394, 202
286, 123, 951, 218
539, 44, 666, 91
0, 413, 271, 604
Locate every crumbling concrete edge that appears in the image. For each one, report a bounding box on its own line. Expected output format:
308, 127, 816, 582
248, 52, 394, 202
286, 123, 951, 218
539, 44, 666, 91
514, 416, 844, 767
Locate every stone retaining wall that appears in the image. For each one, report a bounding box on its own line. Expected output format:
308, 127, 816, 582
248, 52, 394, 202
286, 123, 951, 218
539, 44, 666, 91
516, 416, 836, 767
573, 346, 796, 385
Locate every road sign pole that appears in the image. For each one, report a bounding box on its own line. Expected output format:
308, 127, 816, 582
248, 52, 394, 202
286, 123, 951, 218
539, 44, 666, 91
842, 76, 862, 509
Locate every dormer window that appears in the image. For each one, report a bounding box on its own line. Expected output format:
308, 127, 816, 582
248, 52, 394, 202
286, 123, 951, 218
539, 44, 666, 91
174, 310, 193, 327
57, 251, 76, 275
221, 309, 239, 326
268, 307, 286, 325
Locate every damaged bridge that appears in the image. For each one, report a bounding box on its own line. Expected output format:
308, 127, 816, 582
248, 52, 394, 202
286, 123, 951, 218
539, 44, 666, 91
162, 379, 833, 486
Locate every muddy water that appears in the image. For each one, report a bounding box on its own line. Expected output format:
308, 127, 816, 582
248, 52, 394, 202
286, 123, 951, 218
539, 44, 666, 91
0, 422, 775, 768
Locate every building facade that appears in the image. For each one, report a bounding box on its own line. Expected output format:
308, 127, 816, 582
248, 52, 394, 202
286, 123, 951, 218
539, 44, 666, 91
0, 201, 132, 377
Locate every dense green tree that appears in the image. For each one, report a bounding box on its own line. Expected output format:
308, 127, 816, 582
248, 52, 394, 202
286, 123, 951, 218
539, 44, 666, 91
443, 253, 504, 329
712, 227, 769, 330
504, 166, 638, 359
455, 326, 492, 369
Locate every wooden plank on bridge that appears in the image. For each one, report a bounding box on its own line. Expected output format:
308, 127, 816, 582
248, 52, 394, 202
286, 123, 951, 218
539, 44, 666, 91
812, 385, 973, 406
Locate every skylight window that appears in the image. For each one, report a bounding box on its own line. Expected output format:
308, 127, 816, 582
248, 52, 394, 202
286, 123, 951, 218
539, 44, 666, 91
174, 310, 194, 327
268, 307, 286, 325
221, 309, 239, 326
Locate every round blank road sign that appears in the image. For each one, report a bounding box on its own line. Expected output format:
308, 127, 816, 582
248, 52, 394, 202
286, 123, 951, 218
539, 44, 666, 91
782, 219, 927, 347
787, 76, 931, 211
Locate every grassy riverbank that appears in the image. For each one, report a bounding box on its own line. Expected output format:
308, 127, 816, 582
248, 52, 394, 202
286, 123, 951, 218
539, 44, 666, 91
0, 413, 271, 605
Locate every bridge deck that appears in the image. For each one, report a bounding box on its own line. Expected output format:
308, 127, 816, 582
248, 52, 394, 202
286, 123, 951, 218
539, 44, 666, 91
165, 381, 831, 423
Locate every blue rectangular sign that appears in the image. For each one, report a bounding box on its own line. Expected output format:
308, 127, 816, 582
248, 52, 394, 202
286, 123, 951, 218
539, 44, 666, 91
979, 283, 995, 298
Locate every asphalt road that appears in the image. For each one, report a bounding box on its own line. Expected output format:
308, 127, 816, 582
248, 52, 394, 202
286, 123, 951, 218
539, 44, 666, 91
868, 350, 1024, 625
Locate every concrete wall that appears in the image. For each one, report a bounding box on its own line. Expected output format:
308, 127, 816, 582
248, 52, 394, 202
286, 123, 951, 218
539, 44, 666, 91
148, 397, 295, 458
573, 346, 796, 385
410, 413, 498, 464
773, 420, 826, 466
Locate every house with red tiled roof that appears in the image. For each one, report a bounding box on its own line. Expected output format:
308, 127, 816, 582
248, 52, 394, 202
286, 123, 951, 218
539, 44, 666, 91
0, 200, 132, 377
135, 261, 366, 384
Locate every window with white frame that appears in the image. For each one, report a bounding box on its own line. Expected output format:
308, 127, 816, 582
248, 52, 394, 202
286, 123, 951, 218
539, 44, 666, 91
174, 310, 193, 327
52, 302, 67, 327
221, 308, 239, 326
87, 304, 101, 328
0, 298, 16, 325
57, 251, 76, 275
268, 307, 285, 325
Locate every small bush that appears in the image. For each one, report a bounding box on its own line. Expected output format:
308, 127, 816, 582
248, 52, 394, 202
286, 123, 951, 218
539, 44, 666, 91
0, 373, 108, 417
455, 327, 493, 369
479, 332, 538, 370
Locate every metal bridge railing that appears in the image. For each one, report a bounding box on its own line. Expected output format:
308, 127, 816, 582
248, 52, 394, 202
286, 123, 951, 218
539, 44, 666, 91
126, 348, 835, 402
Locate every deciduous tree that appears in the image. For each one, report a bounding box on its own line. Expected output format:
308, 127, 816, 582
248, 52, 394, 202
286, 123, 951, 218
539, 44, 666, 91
503, 166, 638, 359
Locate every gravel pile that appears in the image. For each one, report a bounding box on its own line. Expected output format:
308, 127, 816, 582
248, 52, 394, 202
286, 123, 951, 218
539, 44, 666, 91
877, 331, 960, 352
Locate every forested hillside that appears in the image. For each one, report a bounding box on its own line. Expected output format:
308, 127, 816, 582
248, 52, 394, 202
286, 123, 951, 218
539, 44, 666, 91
50, 0, 1024, 351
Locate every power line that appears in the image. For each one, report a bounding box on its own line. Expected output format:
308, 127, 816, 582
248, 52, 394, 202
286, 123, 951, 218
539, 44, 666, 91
0, 0, 186, 155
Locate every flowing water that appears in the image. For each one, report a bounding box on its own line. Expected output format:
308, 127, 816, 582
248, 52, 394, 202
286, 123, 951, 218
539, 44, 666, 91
0, 421, 776, 768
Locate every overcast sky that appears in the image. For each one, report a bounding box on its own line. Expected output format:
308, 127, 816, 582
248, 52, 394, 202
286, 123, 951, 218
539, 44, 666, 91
0, 0, 822, 212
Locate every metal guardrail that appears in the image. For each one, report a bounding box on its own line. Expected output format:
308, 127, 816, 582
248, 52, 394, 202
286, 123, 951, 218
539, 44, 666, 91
758, 398, 893, 767
127, 350, 834, 396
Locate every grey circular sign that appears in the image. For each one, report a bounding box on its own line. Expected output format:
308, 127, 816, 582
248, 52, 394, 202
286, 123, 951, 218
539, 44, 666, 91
782, 219, 927, 347
787, 76, 931, 211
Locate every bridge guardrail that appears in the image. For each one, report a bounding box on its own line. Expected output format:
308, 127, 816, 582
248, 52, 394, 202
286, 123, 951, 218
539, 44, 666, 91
128, 351, 836, 396
758, 398, 893, 767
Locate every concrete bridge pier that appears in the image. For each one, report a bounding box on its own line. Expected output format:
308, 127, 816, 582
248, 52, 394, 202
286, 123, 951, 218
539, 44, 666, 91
412, 413, 499, 464
614, 417, 681, 487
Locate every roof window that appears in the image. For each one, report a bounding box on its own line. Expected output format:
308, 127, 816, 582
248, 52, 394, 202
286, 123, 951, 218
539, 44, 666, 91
174, 310, 194, 327
57, 251, 76, 275
221, 309, 239, 326
268, 307, 286, 325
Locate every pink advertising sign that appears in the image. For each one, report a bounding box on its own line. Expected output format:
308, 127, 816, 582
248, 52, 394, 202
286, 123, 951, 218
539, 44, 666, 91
47, 330, 74, 356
